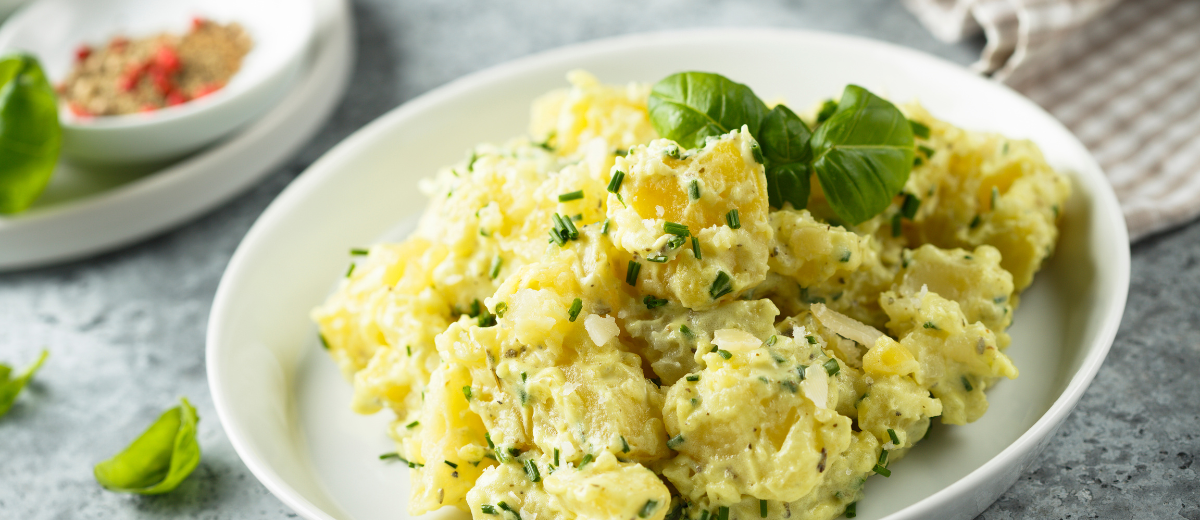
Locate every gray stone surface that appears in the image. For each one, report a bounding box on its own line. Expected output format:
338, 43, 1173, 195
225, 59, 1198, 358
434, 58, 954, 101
0, 0, 1195, 518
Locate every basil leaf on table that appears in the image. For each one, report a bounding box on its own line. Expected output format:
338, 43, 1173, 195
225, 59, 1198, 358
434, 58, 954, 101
648, 71, 768, 149
0, 53, 62, 215
0, 349, 49, 417
759, 105, 813, 210
810, 85, 914, 225
94, 397, 202, 494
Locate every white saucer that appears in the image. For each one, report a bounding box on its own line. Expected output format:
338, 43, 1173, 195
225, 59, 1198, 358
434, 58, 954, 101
0, 0, 353, 271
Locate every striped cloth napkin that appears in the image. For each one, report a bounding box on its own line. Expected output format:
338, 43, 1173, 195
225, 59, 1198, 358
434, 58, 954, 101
905, 0, 1200, 241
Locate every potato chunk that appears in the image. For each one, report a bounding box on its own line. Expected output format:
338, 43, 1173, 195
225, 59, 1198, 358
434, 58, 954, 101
607, 128, 772, 310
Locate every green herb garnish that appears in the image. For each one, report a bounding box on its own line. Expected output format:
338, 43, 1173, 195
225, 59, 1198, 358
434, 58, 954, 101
490, 255, 503, 279
462, 386, 473, 401
644, 295, 669, 309
709, 271, 733, 299
93, 397, 201, 494
568, 298, 583, 322
823, 358, 840, 376
607, 170, 625, 194
0, 349, 48, 417
558, 190, 584, 202
667, 434, 685, 450
620, 436, 630, 453
664, 221, 690, 236
726, 209, 741, 229
685, 374, 700, 382
692, 236, 702, 259
524, 459, 540, 482
0, 54, 61, 215
901, 193, 921, 219
888, 428, 900, 445
579, 453, 594, 469
688, 179, 701, 200
760, 499, 768, 518
647, 255, 669, 263
640, 499, 659, 518
962, 376, 974, 392
910, 120, 930, 139
481, 504, 498, 515
626, 261, 641, 286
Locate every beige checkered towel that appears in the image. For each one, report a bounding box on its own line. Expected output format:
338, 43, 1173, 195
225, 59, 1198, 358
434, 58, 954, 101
906, 0, 1200, 241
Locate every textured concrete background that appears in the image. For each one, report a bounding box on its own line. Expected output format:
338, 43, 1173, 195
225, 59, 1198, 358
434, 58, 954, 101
0, 0, 1196, 519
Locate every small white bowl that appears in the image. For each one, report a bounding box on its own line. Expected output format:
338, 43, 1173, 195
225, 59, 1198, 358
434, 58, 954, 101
0, 0, 313, 165
208, 29, 1130, 520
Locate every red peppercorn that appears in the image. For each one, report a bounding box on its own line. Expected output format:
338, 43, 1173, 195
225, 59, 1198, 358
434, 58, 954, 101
75, 45, 92, 62
165, 90, 188, 107
154, 45, 181, 73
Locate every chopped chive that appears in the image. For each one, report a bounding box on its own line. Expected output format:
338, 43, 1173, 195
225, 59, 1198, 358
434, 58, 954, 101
444, 460, 458, 469
554, 448, 560, 466
568, 298, 583, 322
901, 193, 921, 219
495, 301, 507, 318
962, 376, 974, 392
664, 144, 682, 160
640, 499, 659, 518
718, 506, 730, 520
797, 365, 807, 380
524, 459, 541, 482
508, 447, 522, 458
1002, 141, 1010, 155
462, 386, 473, 401
626, 261, 641, 286
760, 499, 768, 518
969, 215, 982, 229
913, 156, 924, 167
806, 335, 817, 344
845, 501, 858, 518
607, 170, 625, 193
667, 434, 685, 450
485, 432, 495, 449
579, 453, 594, 469
667, 235, 686, 250
490, 255, 503, 279
910, 120, 931, 139
521, 371, 527, 382
685, 374, 700, 382
481, 504, 497, 515
888, 428, 900, 445
350, 248, 369, 256
406, 420, 419, 429
917, 144, 936, 158
823, 358, 840, 376
469, 299, 482, 318
620, 436, 630, 453
680, 324, 695, 340
700, 510, 711, 520
479, 312, 497, 327
709, 271, 733, 299
663, 221, 690, 237
558, 190, 584, 202
601, 218, 611, 235
647, 255, 669, 263
892, 212, 903, 237
994, 295, 1008, 304
839, 249, 852, 262
379, 452, 403, 461
766, 335, 778, 346
345, 264, 356, 277
711, 346, 719, 353
751, 141, 764, 164
991, 186, 1000, 210
692, 237, 702, 259
725, 209, 741, 229
923, 321, 939, 330
716, 349, 732, 360
319, 334, 330, 350
644, 295, 669, 309
688, 179, 701, 200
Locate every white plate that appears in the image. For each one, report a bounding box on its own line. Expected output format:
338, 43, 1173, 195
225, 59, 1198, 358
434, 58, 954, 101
207, 29, 1130, 520
0, 0, 351, 271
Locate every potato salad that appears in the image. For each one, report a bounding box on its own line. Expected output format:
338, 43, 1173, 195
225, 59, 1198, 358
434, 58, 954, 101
312, 70, 1069, 520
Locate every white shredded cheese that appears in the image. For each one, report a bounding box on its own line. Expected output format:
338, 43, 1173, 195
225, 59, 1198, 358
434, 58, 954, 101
584, 314, 620, 346
712, 329, 762, 352
810, 303, 883, 347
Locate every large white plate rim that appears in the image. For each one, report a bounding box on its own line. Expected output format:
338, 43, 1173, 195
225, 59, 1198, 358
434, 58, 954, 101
208, 27, 1130, 520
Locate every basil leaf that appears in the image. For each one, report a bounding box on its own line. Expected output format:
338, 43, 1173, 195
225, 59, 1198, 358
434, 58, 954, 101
809, 85, 914, 225
0, 53, 61, 215
648, 72, 768, 149
759, 105, 813, 210
94, 397, 201, 494
0, 349, 48, 417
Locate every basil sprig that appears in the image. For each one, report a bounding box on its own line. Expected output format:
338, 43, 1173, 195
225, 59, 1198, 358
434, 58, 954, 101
0, 53, 61, 214
648, 72, 914, 225
94, 397, 201, 494
0, 349, 48, 418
